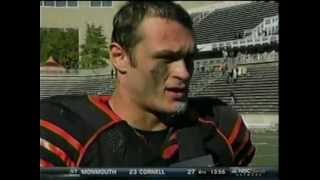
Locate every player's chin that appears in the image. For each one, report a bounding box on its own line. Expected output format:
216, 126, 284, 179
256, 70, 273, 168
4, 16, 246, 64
165, 98, 188, 114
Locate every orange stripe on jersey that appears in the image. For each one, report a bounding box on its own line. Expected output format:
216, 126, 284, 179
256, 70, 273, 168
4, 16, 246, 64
169, 131, 177, 141
198, 117, 235, 161
234, 130, 250, 156
40, 159, 54, 167
88, 96, 121, 122
76, 120, 123, 166
162, 144, 179, 160
40, 138, 76, 166
40, 120, 83, 152
228, 117, 242, 145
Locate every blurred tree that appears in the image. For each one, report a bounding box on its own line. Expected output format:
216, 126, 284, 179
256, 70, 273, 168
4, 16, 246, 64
40, 28, 79, 69
80, 24, 109, 69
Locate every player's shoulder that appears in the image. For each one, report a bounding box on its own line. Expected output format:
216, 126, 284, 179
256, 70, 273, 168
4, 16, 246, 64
40, 95, 124, 167
188, 96, 241, 135
40, 95, 88, 109
187, 97, 255, 166
188, 96, 238, 118
40, 95, 91, 122
40, 95, 114, 143
40, 94, 109, 116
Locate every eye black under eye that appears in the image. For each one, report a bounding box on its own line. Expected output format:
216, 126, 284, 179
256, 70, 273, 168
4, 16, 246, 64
157, 52, 195, 63
161, 56, 180, 63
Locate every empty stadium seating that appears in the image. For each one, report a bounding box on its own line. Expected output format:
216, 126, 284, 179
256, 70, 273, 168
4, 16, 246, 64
41, 61, 279, 114
191, 11, 211, 26
40, 73, 115, 100
194, 1, 279, 44
189, 62, 278, 113
40, 2, 279, 116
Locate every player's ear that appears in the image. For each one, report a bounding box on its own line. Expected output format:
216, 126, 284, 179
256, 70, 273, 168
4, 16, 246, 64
109, 42, 130, 74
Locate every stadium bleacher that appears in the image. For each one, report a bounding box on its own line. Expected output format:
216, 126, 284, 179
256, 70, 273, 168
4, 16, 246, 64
40, 1, 279, 168
40, 1, 279, 116
193, 1, 279, 44
40, 73, 115, 100
41, 61, 279, 114
190, 62, 278, 113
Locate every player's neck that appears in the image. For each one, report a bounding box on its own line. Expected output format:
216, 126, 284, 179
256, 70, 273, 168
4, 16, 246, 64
110, 88, 167, 131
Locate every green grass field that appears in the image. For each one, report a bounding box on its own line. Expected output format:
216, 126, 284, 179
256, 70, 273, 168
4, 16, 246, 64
249, 130, 278, 168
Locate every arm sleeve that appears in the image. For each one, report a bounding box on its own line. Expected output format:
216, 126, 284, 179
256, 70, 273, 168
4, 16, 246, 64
212, 105, 256, 166
189, 97, 256, 166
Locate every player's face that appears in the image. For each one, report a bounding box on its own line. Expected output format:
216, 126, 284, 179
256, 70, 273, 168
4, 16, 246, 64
127, 17, 195, 115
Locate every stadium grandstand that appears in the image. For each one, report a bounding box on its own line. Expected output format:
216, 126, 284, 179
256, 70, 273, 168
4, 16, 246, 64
40, 2, 279, 167
41, 1, 278, 125
194, 1, 278, 44
41, 1, 278, 129
190, 1, 279, 131
189, 1, 279, 167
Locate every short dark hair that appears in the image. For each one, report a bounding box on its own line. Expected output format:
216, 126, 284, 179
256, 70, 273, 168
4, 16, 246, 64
111, 1, 194, 62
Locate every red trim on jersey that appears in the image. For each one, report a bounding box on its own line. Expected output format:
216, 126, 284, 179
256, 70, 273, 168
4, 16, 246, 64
40, 138, 76, 166
162, 144, 179, 160
228, 117, 242, 145
234, 130, 250, 156
40, 159, 54, 167
76, 96, 124, 166
76, 120, 123, 166
169, 131, 177, 141
88, 96, 121, 122
40, 120, 83, 152
198, 117, 235, 161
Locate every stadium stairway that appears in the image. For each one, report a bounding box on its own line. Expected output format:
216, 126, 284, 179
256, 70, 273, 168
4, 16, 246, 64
189, 62, 278, 113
